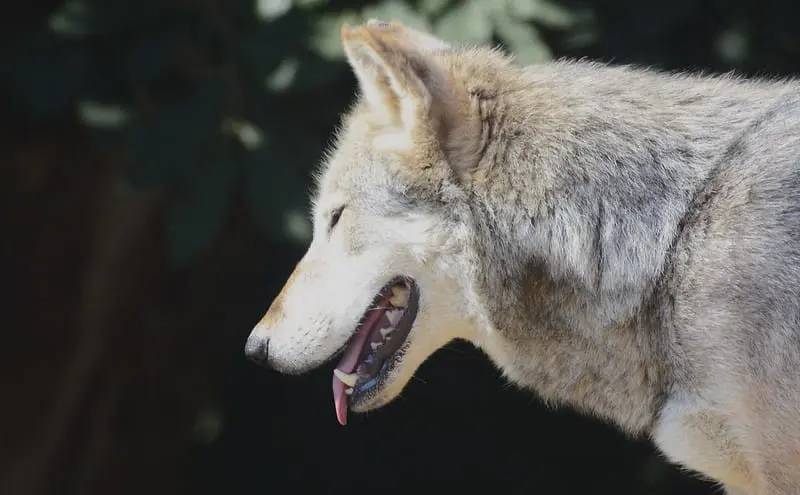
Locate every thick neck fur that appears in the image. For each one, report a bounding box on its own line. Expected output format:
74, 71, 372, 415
444, 53, 799, 434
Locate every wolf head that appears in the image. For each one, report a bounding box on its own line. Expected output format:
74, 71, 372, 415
245, 20, 503, 425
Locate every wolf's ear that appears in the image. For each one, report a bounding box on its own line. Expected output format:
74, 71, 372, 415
340, 20, 478, 171
340, 20, 449, 116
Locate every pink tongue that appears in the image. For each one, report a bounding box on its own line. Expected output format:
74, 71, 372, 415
332, 305, 388, 426
332, 378, 349, 426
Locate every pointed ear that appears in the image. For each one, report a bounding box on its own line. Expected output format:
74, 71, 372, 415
341, 22, 449, 123
340, 20, 480, 174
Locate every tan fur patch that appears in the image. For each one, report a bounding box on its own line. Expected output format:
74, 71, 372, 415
680, 412, 755, 491
256, 261, 304, 329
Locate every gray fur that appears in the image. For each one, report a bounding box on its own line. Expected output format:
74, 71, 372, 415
247, 21, 800, 494
451, 58, 800, 493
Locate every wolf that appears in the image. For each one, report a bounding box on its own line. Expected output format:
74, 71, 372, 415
244, 19, 800, 494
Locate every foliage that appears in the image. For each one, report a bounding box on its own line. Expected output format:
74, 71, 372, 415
2, 0, 798, 270
0, 0, 581, 268
0, 0, 797, 266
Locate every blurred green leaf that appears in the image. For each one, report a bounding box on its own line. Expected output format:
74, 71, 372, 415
124, 78, 227, 189
77, 100, 130, 128
716, 26, 749, 64
48, 0, 172, 37
256, 0, 293, 21
507, 0, 576, 28
526, 0, 577, 29
420, 0, 451, 16
433, 0, 493, 45
494, 16, 551, 64
266, 57, 300, 91
362, 0, 431, 31
193, 407, 224, 445
223, 117, 266, 151
309, 10, 361, 60
48, 0, 94, 37
166, 141, 239, 268
235, 13, 309, 93
295, 0, 327, 8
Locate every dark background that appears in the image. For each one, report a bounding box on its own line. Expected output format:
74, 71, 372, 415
2, 0, 798, 494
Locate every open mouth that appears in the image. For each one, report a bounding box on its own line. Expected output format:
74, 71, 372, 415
331, 276, 419, 426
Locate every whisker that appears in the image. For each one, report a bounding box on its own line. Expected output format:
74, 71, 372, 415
367, 304, 394, 312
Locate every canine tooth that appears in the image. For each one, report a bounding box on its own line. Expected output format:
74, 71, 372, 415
345, 388, 353, 395
333, 369, 358, 387
371, 342, 381, 351
386, 309, 402, 326
389, 286, 408, 307
379, 327, 393, 339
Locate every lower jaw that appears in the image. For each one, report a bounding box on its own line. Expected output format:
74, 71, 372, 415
348, 342, 409, 410
348, 382, 394, 412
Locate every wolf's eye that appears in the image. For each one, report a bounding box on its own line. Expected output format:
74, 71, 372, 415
328, 206, 344, 232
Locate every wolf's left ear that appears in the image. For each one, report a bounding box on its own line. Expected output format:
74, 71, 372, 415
340, 20, 479, 173
340, 20, 449, 115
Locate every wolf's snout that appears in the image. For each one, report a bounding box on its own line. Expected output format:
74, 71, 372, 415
244, 335, 270, 367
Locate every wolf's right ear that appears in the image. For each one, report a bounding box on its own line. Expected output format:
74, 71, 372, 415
340, 20, 480, 176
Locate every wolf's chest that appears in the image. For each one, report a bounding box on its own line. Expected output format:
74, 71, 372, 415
653, 398, 755, 491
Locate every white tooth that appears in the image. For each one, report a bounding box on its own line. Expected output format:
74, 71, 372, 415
379, 327, 393, 339
386, 309, 403, 326
345, 388, 353, 395
370, 342, 381, 351
389, 286, 408, 307
333, 369, 358, 387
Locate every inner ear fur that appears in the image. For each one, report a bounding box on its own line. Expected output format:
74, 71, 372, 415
340, 20, 481, 177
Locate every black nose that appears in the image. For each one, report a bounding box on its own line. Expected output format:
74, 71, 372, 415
245, 336, 270, 367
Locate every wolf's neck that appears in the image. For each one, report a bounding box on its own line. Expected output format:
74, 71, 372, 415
460, 61, 796, 434
475, 61, 789, 300
477, 312, 664, 434
466, 59, 795, 323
